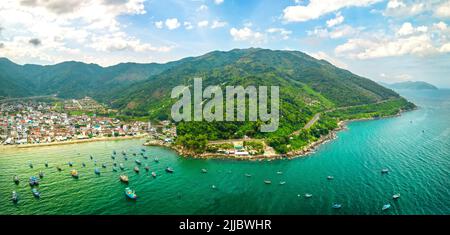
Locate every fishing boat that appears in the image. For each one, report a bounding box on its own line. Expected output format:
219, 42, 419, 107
113, 150, 117, 155
45, 162, 49, 167
381, 169, 389, 174
135, 159, 142, 165
120, 175, 129, 183
29, 162, 33, 168
327, 176, 334, 180
29, 176, 39, 186
382, 203, 391, 211
211, 185, 217, 189
151, 172, 157, 178
111, 155, 115, 160
90, 155, 93, 160
102, 163, 107, 168
12, 191, 19, 203
68, 162, 73, 167
279, 181, 286, 185
57, 166, 62, 171
141, 149, 146, 152
32, 188, 40, 198
124, 156, 128, 161
264, 180, 272, 184
119, 163, 125, 170
304, 193, 313, 198
144, 165, 150, 171
125, 187, 137, 200
39, 171, 44, 178
113, 162, 117, 167
82, 162, 86, 167
332, 203, 342, 209
277, 171, 283, 175
13, 175, 20, 184
165, 167, 174, 173
122, 150, 126, 155
112, 167, 118, 172
70, 169, 79, 178
201, 169, 207, 173
94, 168, 101, 175
245, 173, 252, 177
142, 154, 148, 159
154, 157, 159, 163
393, 193, 401, 199
134, 166, 140, 173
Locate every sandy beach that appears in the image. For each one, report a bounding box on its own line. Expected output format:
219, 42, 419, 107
0, 135, 147, 151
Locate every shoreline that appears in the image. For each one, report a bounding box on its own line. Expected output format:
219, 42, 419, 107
0, 135, 147, 150
146, 108, 416, 161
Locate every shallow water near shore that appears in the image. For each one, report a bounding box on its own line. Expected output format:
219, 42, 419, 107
1, 89, 449, 215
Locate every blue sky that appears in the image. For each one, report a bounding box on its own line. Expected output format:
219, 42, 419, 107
0, 0, 449, 87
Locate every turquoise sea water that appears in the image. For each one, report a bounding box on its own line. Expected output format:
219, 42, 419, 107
0, 89, 449, 215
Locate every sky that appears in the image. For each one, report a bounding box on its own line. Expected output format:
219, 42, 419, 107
0, 0, 449, 87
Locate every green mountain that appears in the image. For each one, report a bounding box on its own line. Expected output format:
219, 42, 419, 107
384, 81, 438, 90
0, 48, 415, 153
0, 58, 180, 99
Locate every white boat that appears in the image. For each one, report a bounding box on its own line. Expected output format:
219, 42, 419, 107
304, 193, 313, 198
393, 193, 400, 199
382, 203, 391, 210
327, 176, 334, 180
264, 180, 272, 184
279, 181, 286, 185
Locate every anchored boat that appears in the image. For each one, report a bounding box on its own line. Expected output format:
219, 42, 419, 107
29, 176, 39, 186
327, 176, 334, 180
201, 169, 207, 173
151, 172, 157, 178
393, 193, 401, 199
120, 175, 129, 183
125, 187, 137, 200
13, 175, 20, 184
71, 169, 79, 178
264, 180, 272, 184
135, 159, 142, 165
12, 191, 19, 203
39, 171, 44, 178
32, 188, 40, 198
165, 167, 174, 173
304, 193, 313, 198
94, 168, 101, 175
332, 203, 342, 209
134, 166, 140, 173
381, 169, 389, 174
382, 203, 391, 211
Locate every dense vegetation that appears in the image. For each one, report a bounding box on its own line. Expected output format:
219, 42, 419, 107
0, 48, 416, 154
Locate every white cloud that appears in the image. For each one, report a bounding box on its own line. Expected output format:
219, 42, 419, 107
0, 0, 173, 65
165, 18, 180, 30
434, 21, 447, 31
211, 20, 227, 29
197, 20, 209, 28
326, 12, 344, 28
335, 34, 437, 59
397, 22, 427, 37
310, 51, 348, 69
155, 21, 163, 29
282, 0, 381, 22
266, 28, 292, 40
230, 27, 264, 44
214, 0, 224, 5
307, 25, 360, 39
184, 21, 193, 30
196, 4, 208, 12
90, 32, 173, 53
435, 1, 450, 18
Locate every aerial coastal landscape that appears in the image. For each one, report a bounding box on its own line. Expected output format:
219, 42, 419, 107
1, 0, 449, 216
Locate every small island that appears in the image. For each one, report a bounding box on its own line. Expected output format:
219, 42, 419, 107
384, 81, 438, 90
